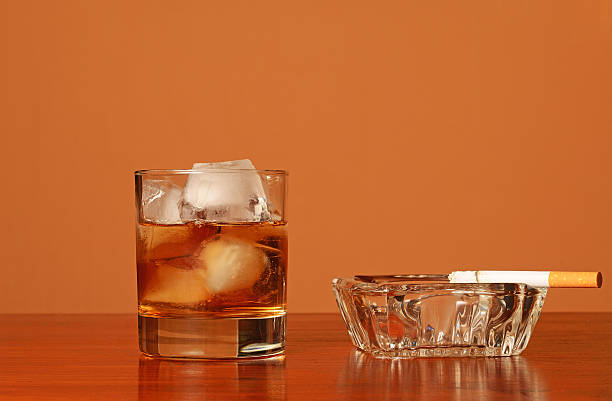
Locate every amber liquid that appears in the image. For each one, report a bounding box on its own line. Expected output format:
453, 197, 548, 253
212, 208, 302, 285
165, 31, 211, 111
137, 221, 288, 319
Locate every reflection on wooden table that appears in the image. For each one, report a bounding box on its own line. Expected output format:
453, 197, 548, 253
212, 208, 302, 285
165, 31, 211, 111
338, 350, 547, 401
1, 313, 610, 400
138, 355, 286, 401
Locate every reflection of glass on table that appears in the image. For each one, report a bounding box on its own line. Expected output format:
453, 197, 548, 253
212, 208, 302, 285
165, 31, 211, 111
138, 355, 287, 401
337, 350, 549, 401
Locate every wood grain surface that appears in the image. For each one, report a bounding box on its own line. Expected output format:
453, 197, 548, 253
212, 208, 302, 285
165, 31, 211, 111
1, 313, 610, 400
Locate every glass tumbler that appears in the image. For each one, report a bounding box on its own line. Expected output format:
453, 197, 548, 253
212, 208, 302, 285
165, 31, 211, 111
135, 168, 288, 359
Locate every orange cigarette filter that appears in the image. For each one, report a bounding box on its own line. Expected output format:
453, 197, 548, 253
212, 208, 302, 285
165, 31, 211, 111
548, 271, 602, 288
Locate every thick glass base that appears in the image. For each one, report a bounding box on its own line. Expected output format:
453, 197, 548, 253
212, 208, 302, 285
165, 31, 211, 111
138, 314, 286, 359
366, 346, 513, 358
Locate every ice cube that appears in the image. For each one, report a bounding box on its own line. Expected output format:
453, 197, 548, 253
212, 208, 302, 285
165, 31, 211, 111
181, 159, 271, 222
199, 236, 266, 294
137, 223, 217, 260
219, 224, 288, 253
141, 180, 182, 224
143, 262, 209, 304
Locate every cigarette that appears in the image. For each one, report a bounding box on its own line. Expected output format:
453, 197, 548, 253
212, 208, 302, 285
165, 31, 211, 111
448, 270, 602, 288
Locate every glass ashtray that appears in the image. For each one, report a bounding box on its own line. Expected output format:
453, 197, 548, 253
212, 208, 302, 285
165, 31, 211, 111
332, 275, 547, 358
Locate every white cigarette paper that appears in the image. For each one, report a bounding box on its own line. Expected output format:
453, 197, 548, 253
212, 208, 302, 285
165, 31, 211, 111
449, 270, 602, 288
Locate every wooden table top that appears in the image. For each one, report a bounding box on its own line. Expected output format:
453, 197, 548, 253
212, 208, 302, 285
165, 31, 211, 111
1, 313, 610, 400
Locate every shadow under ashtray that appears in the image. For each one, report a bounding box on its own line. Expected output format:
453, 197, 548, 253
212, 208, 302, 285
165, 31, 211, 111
337, 350, 550, 401
138, 355, 286, 401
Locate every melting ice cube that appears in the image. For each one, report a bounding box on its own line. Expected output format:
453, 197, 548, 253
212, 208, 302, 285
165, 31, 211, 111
143, 262, 209, 304
181, 159, 271, 222
199, 236, 266, 294
137, 223, 217, 261
141, 180, 182, 224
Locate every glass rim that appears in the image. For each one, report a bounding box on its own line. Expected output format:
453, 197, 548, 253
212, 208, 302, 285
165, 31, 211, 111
333, 276, 547, 293
134, 168, 288, 176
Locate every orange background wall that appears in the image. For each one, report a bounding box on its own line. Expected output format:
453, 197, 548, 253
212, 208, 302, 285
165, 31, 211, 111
1, 1, 611, 313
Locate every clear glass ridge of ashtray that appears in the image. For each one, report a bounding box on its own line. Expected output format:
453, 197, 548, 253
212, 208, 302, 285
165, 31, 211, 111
332, 275, 547, 358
